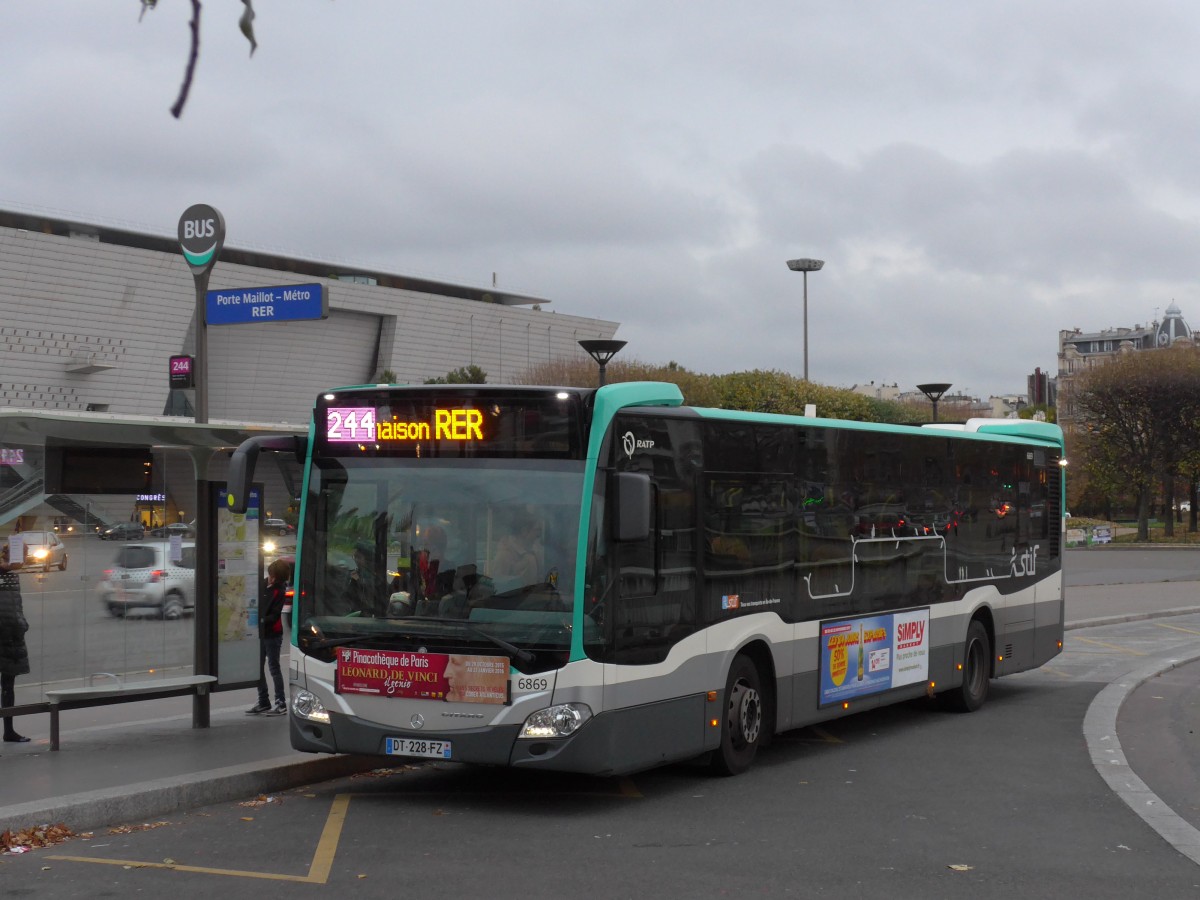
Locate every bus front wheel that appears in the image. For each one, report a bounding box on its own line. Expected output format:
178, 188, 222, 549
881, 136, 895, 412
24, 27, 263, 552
710, 655, 765, 776
941, 619, 991, 713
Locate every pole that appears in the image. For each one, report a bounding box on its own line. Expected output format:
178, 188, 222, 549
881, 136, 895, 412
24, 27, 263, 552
786, 259, 824, 384
193, 271, 210, 424
178, 204, 225, 424
803, 270, 809, 382
598, 362, 607, 386
178, 205, 224, 728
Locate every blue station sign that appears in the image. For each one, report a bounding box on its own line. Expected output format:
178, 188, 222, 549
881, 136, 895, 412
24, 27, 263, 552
206, 283, 328, 325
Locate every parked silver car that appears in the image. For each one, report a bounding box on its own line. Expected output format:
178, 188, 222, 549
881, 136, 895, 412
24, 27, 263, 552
97, 542, 196, 619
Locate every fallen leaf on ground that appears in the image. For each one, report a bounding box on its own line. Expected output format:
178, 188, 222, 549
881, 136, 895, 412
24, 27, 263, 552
2, 823, 77, 852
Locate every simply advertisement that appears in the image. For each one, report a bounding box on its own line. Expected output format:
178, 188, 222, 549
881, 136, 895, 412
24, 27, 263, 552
819, 608, 929, 705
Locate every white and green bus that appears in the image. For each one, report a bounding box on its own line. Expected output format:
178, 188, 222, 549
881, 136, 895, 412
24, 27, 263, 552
228, 381, 1065, 776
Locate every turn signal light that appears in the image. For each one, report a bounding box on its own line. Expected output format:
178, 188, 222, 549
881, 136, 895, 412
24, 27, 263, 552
706, 691, 717, 702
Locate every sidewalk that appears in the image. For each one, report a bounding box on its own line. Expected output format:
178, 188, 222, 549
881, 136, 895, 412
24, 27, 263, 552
0, 687, 377, 835
2, 583, 1198, 836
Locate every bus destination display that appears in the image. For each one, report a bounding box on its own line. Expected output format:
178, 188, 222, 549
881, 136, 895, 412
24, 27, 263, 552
316, 390, 585, 459
326, 407, 484, 443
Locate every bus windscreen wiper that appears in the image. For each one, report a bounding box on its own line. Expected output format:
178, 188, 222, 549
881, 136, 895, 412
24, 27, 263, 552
305, 633, 381, 651
464, 624, 535, 666
401, 616, 535, 665
311, 620, 534, 665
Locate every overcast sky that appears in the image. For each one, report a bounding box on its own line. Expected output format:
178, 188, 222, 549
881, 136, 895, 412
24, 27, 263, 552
5, 2, 1200, 400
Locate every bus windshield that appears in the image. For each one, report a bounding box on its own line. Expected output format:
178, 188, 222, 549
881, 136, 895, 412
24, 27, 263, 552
297, 456, 585, 659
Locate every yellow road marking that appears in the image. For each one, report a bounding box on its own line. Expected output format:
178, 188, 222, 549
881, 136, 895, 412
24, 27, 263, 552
810, 726, 843, 744
1154, 622, 1200, 636
48, 793, 353, 884
306, 792, 350, 882
45, 781, 636, 883
775, 726, 843, 744
41, 856, 319, 883
1071, 636, 1144, 656
1037, 664, 1072, 678
617, 777, 643, 798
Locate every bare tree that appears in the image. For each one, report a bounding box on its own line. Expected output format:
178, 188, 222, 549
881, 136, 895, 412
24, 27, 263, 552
140, 0, 258, 118
1073, 347, 1200, 539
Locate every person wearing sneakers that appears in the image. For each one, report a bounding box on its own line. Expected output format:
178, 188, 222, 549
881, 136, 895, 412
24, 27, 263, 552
247, 557, 289, 716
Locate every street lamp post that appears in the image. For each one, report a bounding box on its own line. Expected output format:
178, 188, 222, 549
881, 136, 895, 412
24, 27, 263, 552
917, 382, 953, 423
786, 258, 824, 382
578, 339, 627, 387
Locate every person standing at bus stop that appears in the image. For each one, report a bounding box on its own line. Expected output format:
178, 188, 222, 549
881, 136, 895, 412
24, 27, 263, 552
246, 558, 289, 716
0, 543, 30, 742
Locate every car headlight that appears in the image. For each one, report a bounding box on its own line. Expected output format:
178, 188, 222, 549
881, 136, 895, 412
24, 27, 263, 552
32, 549, 47, 560
518, 702, 592, 739
292, 689, 330, 724
263, 540, 276, 554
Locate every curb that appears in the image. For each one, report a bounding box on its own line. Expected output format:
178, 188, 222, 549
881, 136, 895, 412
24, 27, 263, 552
1083, 649, 1200, 866
0, 753, 380, 836
1066, 606, 1200, 631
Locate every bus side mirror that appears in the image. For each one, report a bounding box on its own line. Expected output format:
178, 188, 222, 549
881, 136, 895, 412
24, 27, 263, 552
227, 434, 307, 514
611, 471, 651, 543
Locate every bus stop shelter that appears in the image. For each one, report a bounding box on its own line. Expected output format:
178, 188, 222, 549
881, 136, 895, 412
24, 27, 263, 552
0, 409, 304, 737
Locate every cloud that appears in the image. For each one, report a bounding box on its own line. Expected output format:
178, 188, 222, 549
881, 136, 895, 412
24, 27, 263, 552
5, 3, 1200, 400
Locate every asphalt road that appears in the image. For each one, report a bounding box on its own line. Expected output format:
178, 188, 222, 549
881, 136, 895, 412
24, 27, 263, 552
8, 638, 1200, 897
2, 550, 1199, 896
1066, 546, 1200, 585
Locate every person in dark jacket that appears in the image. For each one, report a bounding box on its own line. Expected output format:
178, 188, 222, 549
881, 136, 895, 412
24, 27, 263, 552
0, 544, 30, 742
246, 557, 289, 716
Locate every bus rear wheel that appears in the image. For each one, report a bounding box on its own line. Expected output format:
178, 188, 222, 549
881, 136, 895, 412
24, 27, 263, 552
710, 655, 765, 776
941, 619, 990, 712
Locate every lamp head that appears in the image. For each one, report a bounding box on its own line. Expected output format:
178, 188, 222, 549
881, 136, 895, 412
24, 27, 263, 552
578, 339, 627, 366
786, 259, 825, 272
916, 383, 953, 402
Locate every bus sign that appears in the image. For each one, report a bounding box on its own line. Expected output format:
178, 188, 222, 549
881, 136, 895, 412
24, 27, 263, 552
206, 283, 328, 325
315, 389, 586, 459
325, 406, 484, 443
169, 354, 194, 388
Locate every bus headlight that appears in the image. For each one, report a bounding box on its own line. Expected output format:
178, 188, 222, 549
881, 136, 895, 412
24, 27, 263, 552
292, 689, 330, 724
518, 703, 592, 739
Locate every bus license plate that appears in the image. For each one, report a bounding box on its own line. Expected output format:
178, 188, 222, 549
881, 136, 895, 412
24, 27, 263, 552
385, 737, 452, 759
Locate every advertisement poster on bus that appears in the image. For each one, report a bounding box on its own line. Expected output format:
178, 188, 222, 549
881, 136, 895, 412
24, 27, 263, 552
336, 647, 509, 704
819, 608, 929, 706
